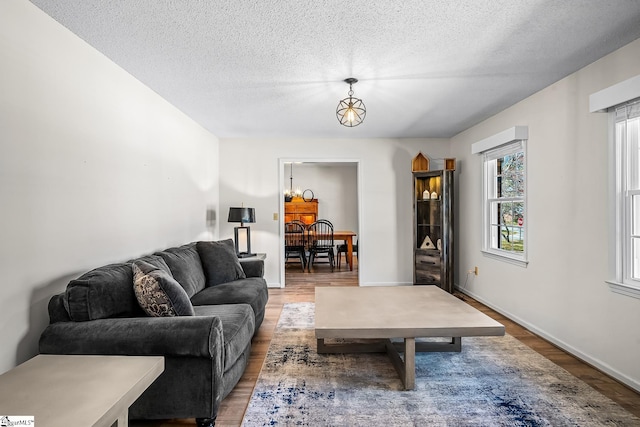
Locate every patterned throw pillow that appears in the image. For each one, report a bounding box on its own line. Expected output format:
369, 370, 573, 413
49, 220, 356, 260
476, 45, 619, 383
132, 260, 195, 317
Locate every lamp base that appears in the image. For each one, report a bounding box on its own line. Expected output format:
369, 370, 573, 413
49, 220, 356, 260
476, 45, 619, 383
233, 226, 253, 258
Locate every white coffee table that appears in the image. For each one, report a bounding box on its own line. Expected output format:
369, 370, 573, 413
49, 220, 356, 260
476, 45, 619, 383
315, 286, 505, 390
0, 354, 164, 426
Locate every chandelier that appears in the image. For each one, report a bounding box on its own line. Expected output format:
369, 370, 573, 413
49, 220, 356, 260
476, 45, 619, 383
336, 78, 366, 127
284, 162, 301, 202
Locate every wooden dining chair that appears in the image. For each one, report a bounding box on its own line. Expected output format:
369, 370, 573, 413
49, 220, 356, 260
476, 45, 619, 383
291, 219, 307, 229
307, 219, 335, 272
336, 238, 357, 269
284, 221, 307, 271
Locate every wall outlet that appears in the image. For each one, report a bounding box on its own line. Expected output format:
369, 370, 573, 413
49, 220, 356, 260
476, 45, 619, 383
273, 213, 278, 220
474, 266, 479, 276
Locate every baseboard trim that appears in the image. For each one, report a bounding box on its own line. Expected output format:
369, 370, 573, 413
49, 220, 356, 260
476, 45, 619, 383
361, 281, 413, 287
456, 286, 640, 393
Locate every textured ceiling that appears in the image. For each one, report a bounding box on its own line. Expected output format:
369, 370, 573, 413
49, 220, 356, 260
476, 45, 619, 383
29, 0, 640, 138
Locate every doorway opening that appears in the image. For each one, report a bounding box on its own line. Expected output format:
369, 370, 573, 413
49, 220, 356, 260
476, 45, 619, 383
278, 159, 361, 288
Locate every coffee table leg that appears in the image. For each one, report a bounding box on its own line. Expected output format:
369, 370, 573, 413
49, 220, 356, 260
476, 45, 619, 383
318, 336, 461, 390
317, 338, 326, 353
385, 338, 416, 390
115, 411, 128, 426
404, 337, 415, 390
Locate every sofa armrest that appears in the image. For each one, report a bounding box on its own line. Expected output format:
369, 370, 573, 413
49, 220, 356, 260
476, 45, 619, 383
39, 315, 224, 359
240, 259, 264, 278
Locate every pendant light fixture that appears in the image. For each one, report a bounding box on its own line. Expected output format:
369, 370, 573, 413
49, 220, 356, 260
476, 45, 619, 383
336, 78, 366, 127
284, 162, 301, 202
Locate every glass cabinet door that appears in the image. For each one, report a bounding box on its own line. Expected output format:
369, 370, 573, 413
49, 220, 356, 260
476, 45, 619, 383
415, 174, 442, 251
413, 170, 453, 292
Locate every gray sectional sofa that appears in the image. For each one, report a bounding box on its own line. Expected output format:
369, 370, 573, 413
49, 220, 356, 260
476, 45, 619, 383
39, 239, 268, 427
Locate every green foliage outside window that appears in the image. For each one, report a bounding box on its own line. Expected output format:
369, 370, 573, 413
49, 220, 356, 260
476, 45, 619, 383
496, 152, 525, 253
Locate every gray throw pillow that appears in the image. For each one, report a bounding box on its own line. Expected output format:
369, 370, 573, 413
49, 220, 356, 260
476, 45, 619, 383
65, 262, 143, 321
155, 243, 205, 298
132, 260, 195, 317
196, 239, 246, 287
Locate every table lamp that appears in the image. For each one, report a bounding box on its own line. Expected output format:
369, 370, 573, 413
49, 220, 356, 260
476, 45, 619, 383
228, 207, 256, 257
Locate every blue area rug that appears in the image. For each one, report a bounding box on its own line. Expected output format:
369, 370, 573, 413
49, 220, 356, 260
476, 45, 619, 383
242, 302, 639, 426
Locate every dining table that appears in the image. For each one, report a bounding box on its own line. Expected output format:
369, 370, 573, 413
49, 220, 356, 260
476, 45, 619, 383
333, 230, 357, 271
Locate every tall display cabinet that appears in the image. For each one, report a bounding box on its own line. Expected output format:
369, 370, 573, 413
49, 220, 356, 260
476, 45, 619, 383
413, 169, 454, 293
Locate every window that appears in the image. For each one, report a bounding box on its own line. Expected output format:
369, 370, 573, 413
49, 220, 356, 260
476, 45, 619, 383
615, 100, 640, 288
482, 140, 527, 264
590, 74, 640, 297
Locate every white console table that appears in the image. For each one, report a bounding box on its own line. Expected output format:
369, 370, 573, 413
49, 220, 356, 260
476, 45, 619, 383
0, 354, 164, 427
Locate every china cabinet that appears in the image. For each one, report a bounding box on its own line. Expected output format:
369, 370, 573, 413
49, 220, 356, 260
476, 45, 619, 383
413, 170, 454, 292
284, 199, 318, 225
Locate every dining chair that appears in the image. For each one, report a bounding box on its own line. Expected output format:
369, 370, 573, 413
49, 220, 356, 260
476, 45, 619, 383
291, 219, 307, 229
284, 221, 307, 271
336, 238, 357, 269
307, 219, 335, 272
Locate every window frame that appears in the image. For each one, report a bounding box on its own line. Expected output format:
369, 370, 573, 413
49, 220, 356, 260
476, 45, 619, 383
481, 139, 529, 266
590, 74, 640, 298
609, 100, 640, 298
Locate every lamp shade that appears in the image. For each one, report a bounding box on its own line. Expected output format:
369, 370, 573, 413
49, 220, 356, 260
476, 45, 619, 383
228, 207, 255, 224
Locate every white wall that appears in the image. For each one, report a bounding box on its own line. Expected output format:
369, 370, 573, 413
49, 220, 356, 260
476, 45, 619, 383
219, 138, 450, 286
290, 163, 359, 232
450, 38, 640, 391
0, 0, 220, 373
8, 0, 638, 395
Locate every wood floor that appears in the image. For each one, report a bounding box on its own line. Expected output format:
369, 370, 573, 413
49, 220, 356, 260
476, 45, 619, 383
138, 259, 640, 426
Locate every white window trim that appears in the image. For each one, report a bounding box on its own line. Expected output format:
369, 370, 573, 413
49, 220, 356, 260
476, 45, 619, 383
590, 74, 640, 113
472, 126, 529, 267
606, 280, 640, 298
590, 74, 640, 299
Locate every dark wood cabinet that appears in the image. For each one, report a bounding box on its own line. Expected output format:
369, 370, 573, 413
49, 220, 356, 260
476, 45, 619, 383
413, 170, 454, 292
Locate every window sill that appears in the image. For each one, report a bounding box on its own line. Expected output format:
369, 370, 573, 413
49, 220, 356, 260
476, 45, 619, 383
481, 250, 529, 268
605, 280, 640, 299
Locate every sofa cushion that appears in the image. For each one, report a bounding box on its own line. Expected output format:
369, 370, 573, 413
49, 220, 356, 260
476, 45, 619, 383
190, 277, 267, 324
133, 260, 195, 317
193, 304, 255, 373
196, 239, 246, 287
156, 243, 206, 298
133, 254, 173, 274
65, 262, 145, 321
239, 258, 264, 278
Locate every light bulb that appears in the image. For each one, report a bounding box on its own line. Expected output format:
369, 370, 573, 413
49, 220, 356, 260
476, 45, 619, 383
346, 108, 355, 124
